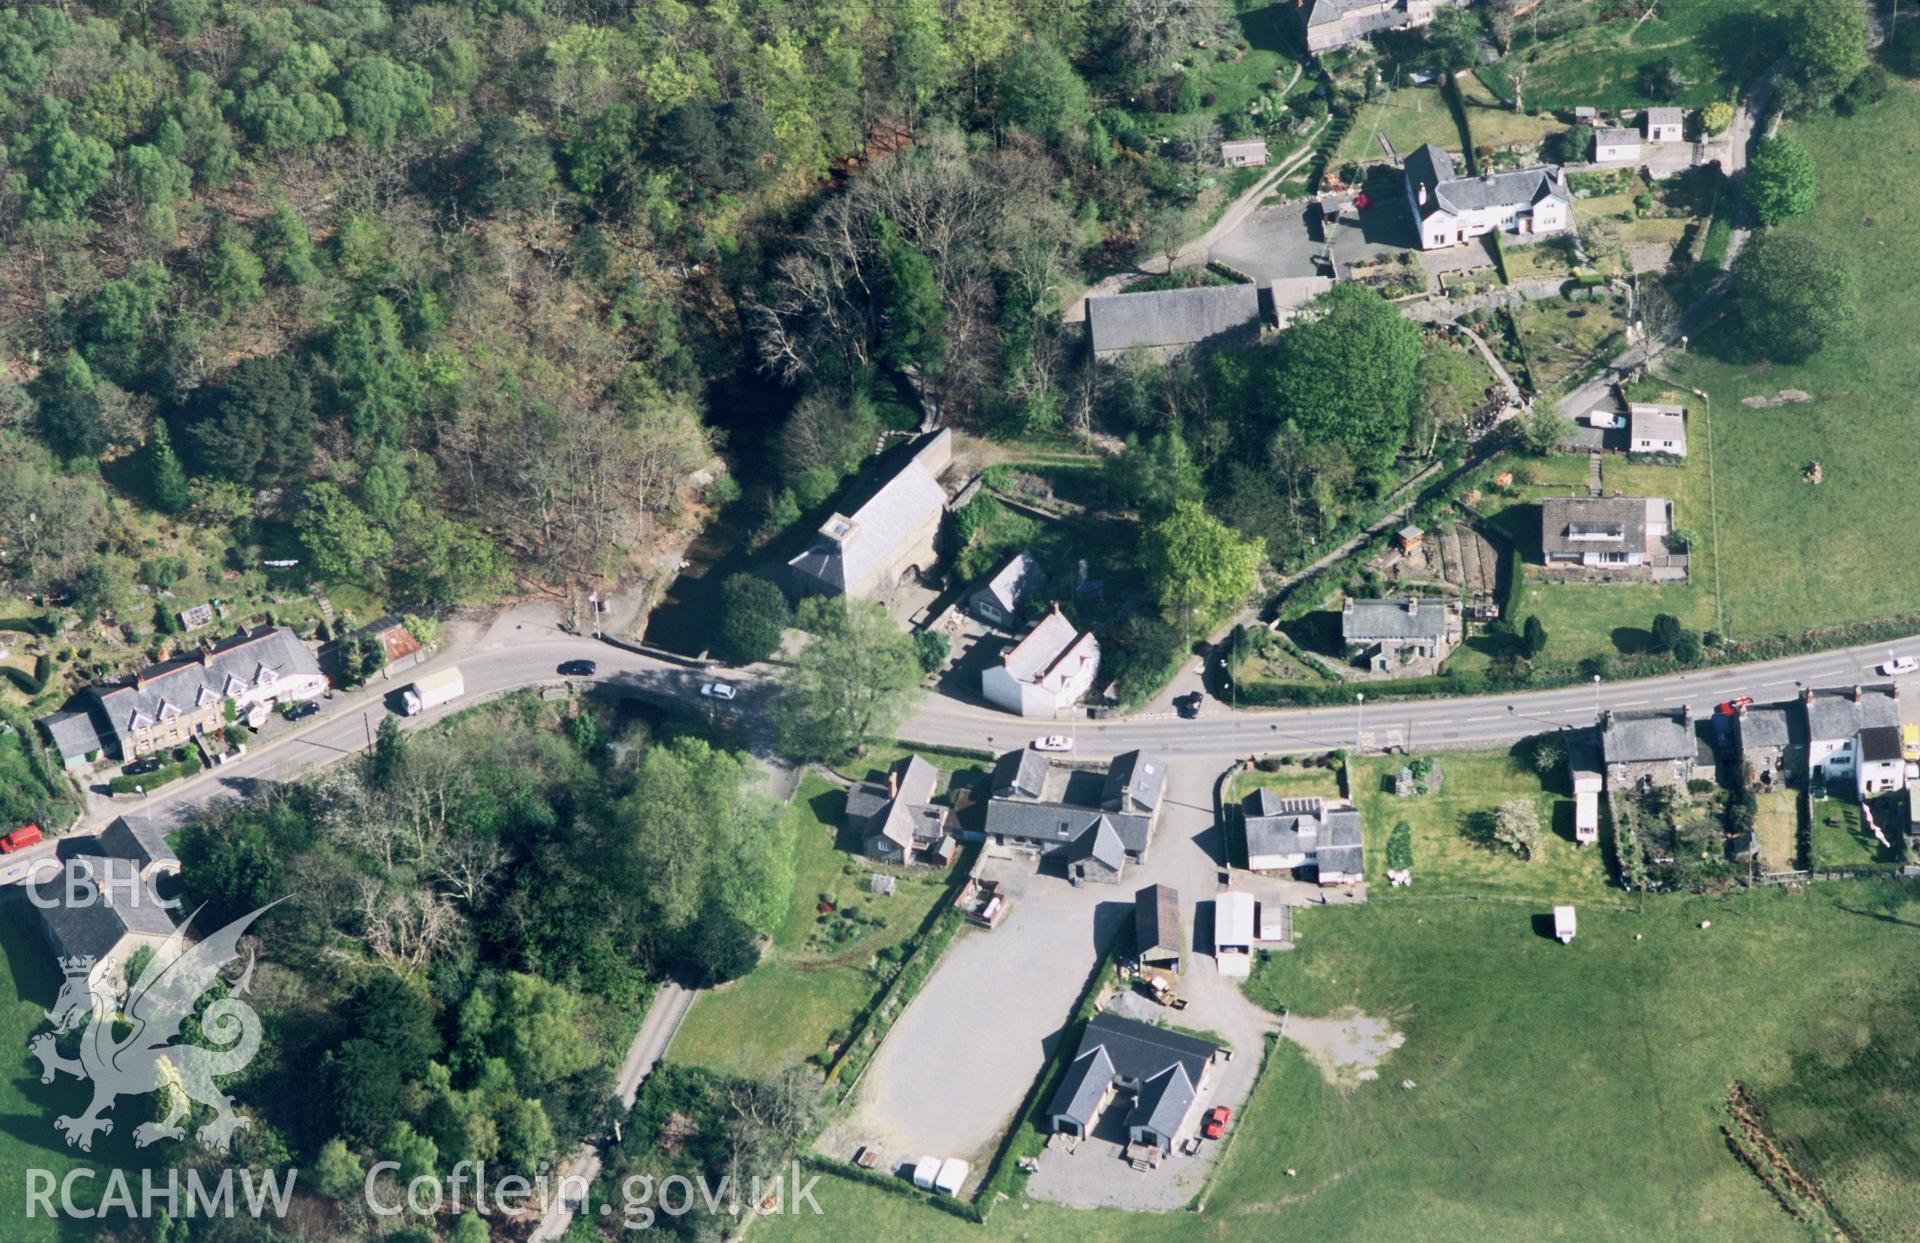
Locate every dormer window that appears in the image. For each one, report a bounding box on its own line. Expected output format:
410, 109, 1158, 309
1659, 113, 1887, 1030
223, 673, 247, 697
256, 665, 277, 686
196, 685, 220, 707
157, 700, 180, 721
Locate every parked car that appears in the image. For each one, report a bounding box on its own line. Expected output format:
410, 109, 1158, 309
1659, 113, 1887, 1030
122, 757, 160, 777
700, 682, 737, 700
1203, 1106, 1231, 1139
0, 824, 44, 853
1879, 655, 1918, 676
558, 659, 598, 677
1905, 723, 1920, 762
285, 700, 320, 721
1032, 735, 1073, 752
1715, 696, 1753, 716
1176, 692, 1203, 719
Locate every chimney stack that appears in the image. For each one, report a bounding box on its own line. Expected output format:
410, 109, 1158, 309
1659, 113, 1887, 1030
1853, 684, 1862, 704
1601, 709, 1614, 730
1803, 686, 1814, 706
1683, 703, 1693, 726
1417, 183, 1428, 206
1736, 700, 1747, 718
889, 768, 898, 799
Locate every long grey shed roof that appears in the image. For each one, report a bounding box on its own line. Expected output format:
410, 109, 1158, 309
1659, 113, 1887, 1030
1079, 1012, 1216, 1086
1134, 884, 1182, 957
983, 798, 1153, 855
1086, 284, 1260, 355
1343, 598, 1452, 642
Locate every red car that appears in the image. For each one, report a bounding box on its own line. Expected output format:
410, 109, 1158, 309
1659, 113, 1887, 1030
0, 824, 44, 853
1715, 697, 1754, 716
1203, 1106, 1231, 1139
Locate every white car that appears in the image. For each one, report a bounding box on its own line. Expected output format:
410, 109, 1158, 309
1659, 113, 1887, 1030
701, 682, 738, 700
1032, 735, 1073, 752
1880, 656, 1918, 676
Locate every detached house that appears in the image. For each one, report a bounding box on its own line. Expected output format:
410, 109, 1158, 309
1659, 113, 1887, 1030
849, 755, 954, 865
968, 552, 1047, 629
1300, 0, 1464, 53
787, 430, 951, 602
1341, 597, 1461, 674
1404, 143, 1571, 250
982, 605, 1100, 717
1644, 107, 1686, 143
39, 626, 326, 769
1047, 1013, 1219, 1153
981, 748, 1168, 879
1540, 495, 1673, 570
1804, 685, 1905, 797
1628, 403, 1687, 456
30, 822, 181, 994
1600, 707, 1708, 790
1240, 791, 1364, 884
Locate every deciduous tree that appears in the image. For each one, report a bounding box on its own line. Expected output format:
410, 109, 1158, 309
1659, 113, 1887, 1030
774, 598, 924, 760
1734, 231, 1857, 362
1139, 500, 1264, 638
1746, 134, 1817, 226
1492, 798, 1542, 859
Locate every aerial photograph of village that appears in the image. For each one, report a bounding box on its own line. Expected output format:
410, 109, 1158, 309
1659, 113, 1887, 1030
2, 0, 1918, 1239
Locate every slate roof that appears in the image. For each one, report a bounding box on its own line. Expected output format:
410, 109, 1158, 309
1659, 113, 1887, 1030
1306, 0, 1421, 38
1102, 750, 1168, 815
1317, 807, 1365, 877
40, 700, 109, 763
1086, 284, 1260, 355
847, 755, 947, 852
787, 443, 948, 593
1047, 1045, 1115, 1129
1596, 126, 1640, 147
972, 552, 1046, 620
1861, 725, 1902, 763
1001, 608, 1096, 686
1343, 598, 1452, 642
1806, 686, 1902, 743
1540, 495, 1656, 557
1602, 708, 1694, 763
90, 626, 322, 758
1128, 1063, 1196, 1140
1079, 1012, 1216, 1086
1405, 143, 1569, 220
1220, 139, 1268, 160
31, 858, 177, 965
991, 747, 1049, 800
95, 818, 177, 872
1070, 817, 1126, 872
1736, 703, 1797, 753
1645, 107, 1684, 128
1134, 884, 1182, 957
983, 798, 1154, 855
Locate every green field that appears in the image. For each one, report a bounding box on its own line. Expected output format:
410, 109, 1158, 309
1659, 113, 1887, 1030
1334, 85, 1459, 166
1483, 0, 1775, 111
756, 882, 1920, 1243
1348, 751, 1613, 901
1646, 88, 1920, 641
668, 775, 955, 1082
0, 910, 116, 1241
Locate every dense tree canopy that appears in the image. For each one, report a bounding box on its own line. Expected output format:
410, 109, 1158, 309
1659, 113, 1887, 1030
1746, 134, 1818, 226
775, 597, 925, 760
1266, 284, 1423, 471
1734, 231, 1858, 362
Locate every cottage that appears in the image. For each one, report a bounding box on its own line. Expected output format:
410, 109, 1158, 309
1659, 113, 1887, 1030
1086, 284, 1262, 360
848, 755, 954, 865
1644, 107, 1685, 143
1734, 700, 1803, 785
1803, 684, 1906, 796
1241, 790, 1365, 883
968, 552, 1047, 629
1134, 883, 1183, 974
1628, 403, 1687, 456
1539, 495, 1672, 569
1593, 127, 1642, 163
1220, 139, 1268, 167
981, 749, 1168, 872
1046, 1013, 1219, 1147
39, 625, 327, 769
1404, 143, 1571, 250
29, 852, 179, 994
1600, 707, 1705, 790
982, 604, 1101, 717
1341, 597, 1462, 674
1301, 0, 1464, 53
1215, 892, 1256, 977
787, 430, 951, 602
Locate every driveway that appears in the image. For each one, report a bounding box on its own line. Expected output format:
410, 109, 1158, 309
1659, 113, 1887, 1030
819, 760, 1271, 1191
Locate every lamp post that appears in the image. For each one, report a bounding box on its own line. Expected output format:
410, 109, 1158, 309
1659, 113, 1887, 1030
1593, 673, 1602, 718
1355, 692, 1366, 753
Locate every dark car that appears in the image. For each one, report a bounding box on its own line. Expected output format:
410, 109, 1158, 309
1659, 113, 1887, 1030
122, 757, 160, 777
285, 700, 320, 721
559, 660, 598, 677
1176, 692, 1203, 719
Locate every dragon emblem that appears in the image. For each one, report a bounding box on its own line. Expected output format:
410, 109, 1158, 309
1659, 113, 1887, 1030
29, 902, 278, 1153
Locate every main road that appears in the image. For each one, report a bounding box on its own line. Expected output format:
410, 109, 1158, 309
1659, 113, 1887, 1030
65, 618, 1920, 845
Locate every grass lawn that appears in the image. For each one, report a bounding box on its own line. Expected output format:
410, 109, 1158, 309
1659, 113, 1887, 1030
1751, 788, 1801, 872
1456, 70, 1563, 150
1482, 0, 1773, 111
1645, 88, 1920, 641
1348, 751, 1613, 902
758, 882, 1920, 1243
1333, 85, 1459, 166
668, 775, 956, 1082
0, 908, 119, 1240
1808, 795, 1901, 872
1506, 294, 1628, 392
